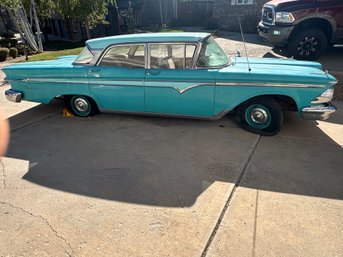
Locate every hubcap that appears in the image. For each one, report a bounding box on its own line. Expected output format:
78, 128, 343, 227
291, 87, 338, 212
298, 36, 318, 56
245, 104, 271, 129
73, 97, 90, 114
250, 108, 268, 124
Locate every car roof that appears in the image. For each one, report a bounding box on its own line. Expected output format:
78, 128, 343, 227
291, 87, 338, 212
86, 32, 211, 50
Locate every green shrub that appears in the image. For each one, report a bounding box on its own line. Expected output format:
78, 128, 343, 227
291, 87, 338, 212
0, 30, 15, 39
9, 47, 18, 59
0, 38, 18, 48
0, 47, 9, 62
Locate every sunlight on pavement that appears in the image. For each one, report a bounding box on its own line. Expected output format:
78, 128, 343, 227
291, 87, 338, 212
317, 121, 343, 147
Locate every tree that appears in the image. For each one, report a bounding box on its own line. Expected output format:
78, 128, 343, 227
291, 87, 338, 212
57, 0, 115, 39
0, 0, 43, 52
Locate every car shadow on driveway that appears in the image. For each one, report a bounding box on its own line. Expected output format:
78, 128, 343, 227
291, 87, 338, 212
5, 103, 343, 207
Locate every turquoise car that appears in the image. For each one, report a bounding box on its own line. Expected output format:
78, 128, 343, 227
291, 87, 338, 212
3, 32, 337, 135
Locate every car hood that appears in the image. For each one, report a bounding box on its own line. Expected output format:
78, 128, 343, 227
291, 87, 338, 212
217, 57, 336, 86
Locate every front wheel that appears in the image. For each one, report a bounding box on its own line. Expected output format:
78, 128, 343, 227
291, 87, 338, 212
236, 97, 283, 136
67, 95, 98, 117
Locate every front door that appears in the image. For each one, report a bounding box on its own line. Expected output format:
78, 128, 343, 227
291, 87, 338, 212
144, 43, 215, 117
88, 44, 146, 112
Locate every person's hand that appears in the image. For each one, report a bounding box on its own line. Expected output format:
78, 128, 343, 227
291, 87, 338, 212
0, 111, 9, 158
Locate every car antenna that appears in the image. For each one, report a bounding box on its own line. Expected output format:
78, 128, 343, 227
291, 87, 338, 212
238, 18, 251, 73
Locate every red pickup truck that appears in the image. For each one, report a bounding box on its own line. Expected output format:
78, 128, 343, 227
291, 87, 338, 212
258, 0, 343, 60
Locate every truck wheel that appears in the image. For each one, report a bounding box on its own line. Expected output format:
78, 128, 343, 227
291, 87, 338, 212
236, 97, 283, 136
288, 28, 327, 60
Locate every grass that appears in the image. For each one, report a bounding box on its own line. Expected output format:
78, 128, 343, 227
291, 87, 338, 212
26, 47, 83, 62
23, 40, 84, 62
142, 27, 184, 33
159, 28, 184, 33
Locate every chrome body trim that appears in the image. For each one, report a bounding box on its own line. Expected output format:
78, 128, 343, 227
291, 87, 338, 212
15, 77, 328, 89
98, 109, 231, 120
311, 89, 334, 104
311, 96, 331, 104
301, 103, 336, 121
216, 82, 326, 88
17, 78, 213, 94
0, 80, 9, 87
5, 89, 22, 103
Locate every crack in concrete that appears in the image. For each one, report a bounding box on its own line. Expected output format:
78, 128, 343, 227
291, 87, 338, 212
0, 159, 6, 191
0, 201, 76, 257
200, 135, 261, 257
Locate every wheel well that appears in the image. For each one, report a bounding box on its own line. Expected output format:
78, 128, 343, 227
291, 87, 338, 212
235, 95, 298, 112
55, 95, 99, 109
289, 18, 332, 43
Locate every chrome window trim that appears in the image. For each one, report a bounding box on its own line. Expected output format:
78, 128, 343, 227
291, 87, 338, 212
194, 35, 232, 69
95, 43, 147, 68
147, 41, 198, 69
73, 45, 98, 66
93, 40, 200, 70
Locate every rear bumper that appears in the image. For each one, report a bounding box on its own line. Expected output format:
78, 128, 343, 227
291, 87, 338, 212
5, 89, 22, 103
257, 21, 294, 47
301, 103, 336, 120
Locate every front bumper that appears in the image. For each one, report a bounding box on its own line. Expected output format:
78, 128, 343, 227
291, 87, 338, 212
301, 103, 336, 121
5, 89, 22, 103
257, 21, 294, 47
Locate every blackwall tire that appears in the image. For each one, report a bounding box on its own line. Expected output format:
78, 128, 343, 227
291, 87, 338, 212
288, 28, 327, 60
236, 96, 284, 136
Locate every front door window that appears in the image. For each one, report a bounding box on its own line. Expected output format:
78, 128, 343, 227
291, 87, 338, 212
149, 43, 197, 69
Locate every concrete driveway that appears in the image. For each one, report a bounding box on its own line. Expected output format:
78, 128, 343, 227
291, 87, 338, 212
0, 37, 343, 257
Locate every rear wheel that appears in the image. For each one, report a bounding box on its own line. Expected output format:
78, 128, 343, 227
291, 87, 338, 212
236, 97, 283, 136
288, 28, 327, 60
66, 95, 98, 117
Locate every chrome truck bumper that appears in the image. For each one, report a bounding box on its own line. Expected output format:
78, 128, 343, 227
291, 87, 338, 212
301, 103, 336, 120
5, 89, 22, 103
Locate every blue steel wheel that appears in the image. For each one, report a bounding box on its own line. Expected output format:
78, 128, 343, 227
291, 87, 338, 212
70, 95, 95, 117
245, 104, 272, 130
237, 97, 283, 136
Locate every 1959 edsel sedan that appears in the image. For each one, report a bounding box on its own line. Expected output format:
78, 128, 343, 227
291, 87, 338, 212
2, 32, 337, 135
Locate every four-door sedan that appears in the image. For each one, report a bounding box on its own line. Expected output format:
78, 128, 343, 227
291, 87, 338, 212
3, 32, 337, 135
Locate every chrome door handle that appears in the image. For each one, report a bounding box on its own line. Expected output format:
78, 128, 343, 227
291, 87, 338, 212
147, 70, 160, 76
89, 68, 101, 73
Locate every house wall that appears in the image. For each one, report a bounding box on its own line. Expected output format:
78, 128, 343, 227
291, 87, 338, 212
213, 0, 269, 33
177, 1, 214, 27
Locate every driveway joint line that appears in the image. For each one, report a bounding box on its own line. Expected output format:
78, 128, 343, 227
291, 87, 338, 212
0, 201, 76, 257
200, 135, 261, 257
11, 113, 59, 133
0, 160, 6, 191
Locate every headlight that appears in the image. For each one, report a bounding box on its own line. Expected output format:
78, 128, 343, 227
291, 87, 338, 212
275, 12, 295, 23
311, 88, 334, 104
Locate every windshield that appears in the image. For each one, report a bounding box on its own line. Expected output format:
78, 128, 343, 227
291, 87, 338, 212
74, 47, 94, 64
197, 36, 230, 67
